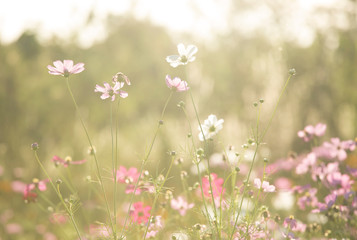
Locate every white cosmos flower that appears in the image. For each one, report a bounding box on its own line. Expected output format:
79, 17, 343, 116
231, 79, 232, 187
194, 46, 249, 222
166, 43, 198, 68
198, 114, 224, 141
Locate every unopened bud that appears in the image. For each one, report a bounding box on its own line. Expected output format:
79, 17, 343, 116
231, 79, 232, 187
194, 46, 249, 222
288, 68, 296, 76
31, 142, 39, 151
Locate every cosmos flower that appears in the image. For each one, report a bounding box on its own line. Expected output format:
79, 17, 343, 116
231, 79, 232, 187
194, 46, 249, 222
201, 173, 225, 199
166, 43, 198, 68
95, 81, 128, 101
130, 202, 151, 224
116, 166, 140, 184
254, 178, 276, 192
297, 123, 326, 142
47, 60, 85, 77
198, 114, 224, 141
165, 75, 189, 92
171, 196, 194, 216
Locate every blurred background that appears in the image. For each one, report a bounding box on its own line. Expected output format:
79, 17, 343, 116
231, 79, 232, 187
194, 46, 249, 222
0, 0, 356, 239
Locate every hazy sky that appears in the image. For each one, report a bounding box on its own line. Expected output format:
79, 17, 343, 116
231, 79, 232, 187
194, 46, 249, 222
0, 0, 345, 48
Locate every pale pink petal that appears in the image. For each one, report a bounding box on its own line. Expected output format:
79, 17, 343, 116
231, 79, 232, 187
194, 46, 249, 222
63, 60, 74, 71
119, 91, 128, 98
70, 63, 85, 74
53, 61, 64, 71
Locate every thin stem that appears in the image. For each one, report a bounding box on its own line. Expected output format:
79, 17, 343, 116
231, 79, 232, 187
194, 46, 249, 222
229, 73, 293, 239
229, 143, 259, 240
189, 90, 220, 238
181, 106, 212, 229
119, 91, 173, 239
65, 77, 115, 237
110, 101, 118, 237
33, 151, 82, 239
260, 74, 293, 141
143, 155, 175, 239
113, 99, 121, 238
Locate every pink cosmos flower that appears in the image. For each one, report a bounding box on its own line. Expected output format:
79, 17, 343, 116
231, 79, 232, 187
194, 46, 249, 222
295, 153, 316, 175
296, 187, 318, 210
297, 123, 326, 142
116, 166, 140, 184
171, 196, 194, 216
95, 82, 128, 101
326, 172, 352, 194
130, 202, 151, 224
165, 75, 189, 92
321, 138, 356, 161
22, 178, 49, 202
47, 60, 85, 77
146, 216, 164, 239
254, 178, 276, 192
201, 173, 225, 199
52, 155, 86, 167
311, 162, 339, 182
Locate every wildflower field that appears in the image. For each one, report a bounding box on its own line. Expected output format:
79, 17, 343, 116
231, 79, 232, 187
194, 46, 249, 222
1, 2, 357, 240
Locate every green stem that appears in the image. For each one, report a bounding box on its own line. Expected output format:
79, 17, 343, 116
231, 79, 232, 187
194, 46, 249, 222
181, 106, 213, 229
260, 74, 293, 141
113, 99, 121, 237
65, 77, 115, 238
229, 73, 293, 239
34, 151, 82, 239
188, 90, 220, 238
143, 155, 175, 239
120, 91, 173, 239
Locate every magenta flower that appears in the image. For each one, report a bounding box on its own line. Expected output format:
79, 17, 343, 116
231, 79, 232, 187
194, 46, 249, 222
116, 166, 140, 184
52, 155, 86, 167
165, 75, 189, 92
95, 82, 128, 101
47, 60, 85, 77
201, 173, 225, 199
171, 196, 194, 216
130, 202, 151, 224
23, 178, 49, 202
254, 178, 276, 192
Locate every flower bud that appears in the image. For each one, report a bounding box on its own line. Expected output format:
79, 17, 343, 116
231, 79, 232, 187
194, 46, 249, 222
31, 142, 39, 151
56, 179, 62, 185
177, 101, 185, 108
288, 68, 296, 76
